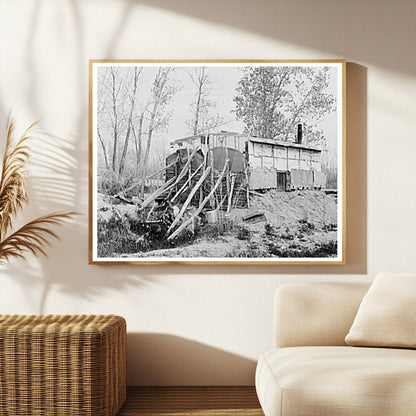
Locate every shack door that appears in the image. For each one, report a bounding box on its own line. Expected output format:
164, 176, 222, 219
276, 171, 287, 192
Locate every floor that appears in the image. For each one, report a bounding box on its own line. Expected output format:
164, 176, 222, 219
117, 386, 264, 416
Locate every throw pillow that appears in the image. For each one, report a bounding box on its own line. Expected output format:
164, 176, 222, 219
345, 272, 416, 348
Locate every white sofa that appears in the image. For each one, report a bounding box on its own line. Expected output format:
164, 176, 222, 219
255, 282, 416, 416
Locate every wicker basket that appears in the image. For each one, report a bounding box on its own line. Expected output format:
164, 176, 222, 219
0, 314, 126, 416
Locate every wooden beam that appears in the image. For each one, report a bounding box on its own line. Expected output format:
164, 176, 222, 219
168, 160, 229, 241
245, 168, 250, 208
227, 175, 236, 214
114, 160, 177, 198
141, 146, 202, 209
163, 146, 201, 201
171, 163, 204, 203
166, 166, 212, 234
140, 177, 176, 209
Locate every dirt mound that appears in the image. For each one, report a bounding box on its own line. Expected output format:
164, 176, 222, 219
97, 189, 339, 259
249, 190, 337, 230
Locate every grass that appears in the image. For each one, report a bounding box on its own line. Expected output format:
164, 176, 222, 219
97, 207, 255, 257
267, 240, 338, 258
97, 213, 196, 257
298, 218, 315, 234
226, 242, 268, 258
98, 213, 338, 259
97, 216, 144, 257
198, 217, 251, 241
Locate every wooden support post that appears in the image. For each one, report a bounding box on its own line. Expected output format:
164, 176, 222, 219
210, 148, 215, 209
171, 163, 204, 203
216, 194, 228, 213
164, 146, 202, 201
227, 175, 236, 214
168, 160, 229, 241
167, 166, 212, 234
140, 177, 176, 209
140, 147, 201, 209
187, 146, 192, 188
224, 148, 230, 211
245, 168, 250, 209
172, 146, 201, 187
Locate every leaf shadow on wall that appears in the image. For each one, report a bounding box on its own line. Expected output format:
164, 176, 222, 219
133, 0, 413, 76
0, 129, 157, 314
126, 333, 257, 386
0, 0, 161, 313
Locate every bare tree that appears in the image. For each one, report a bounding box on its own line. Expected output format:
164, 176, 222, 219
140, 67, 179, 196
97, 66, 179, 196
109, 67, 121, 172
131, 112, 144, 176
96, 89, 110, 170
97, 129, 110, 170
185, 67, 224, 135
97, 67, 124, 174
97, 67, 145, 180
118, 67, 142, 176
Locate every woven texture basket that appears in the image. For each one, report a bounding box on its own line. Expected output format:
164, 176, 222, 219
0, 314, 126, 416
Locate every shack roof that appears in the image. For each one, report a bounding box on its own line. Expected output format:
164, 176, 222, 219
170, 135, 202, 145
248, 137, 322, 152
170, 133, 322, 152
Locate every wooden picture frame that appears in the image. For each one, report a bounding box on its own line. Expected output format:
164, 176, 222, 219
89, 60, 346, 265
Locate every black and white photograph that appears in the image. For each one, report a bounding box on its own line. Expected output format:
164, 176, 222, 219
89, 60, 345, 264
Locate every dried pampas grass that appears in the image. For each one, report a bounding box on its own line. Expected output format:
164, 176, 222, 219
0, 116, 78, 264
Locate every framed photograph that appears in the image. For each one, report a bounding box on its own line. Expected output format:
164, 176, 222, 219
89, 60, 345, 264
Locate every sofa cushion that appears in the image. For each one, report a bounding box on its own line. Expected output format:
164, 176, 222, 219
274, 283, 370, 348
345, 272, 416, 348
256, 346, 416, 416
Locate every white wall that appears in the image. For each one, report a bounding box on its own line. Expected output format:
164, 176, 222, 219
0, 0, 415, 385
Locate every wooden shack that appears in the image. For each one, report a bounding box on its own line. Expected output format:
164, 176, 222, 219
169, 130, 327, 193
136, 130, 327, 240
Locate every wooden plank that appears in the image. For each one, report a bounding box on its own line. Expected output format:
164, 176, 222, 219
245, 168, 250, 208
227, 175, 236, 214
210, 148, 215, 208
171, 146, 201, 189
114, 160, 177, 197
216, 193, 228, 213
140, 177, 176, 209
171, 163, 204, 203
166, 166, 212, 234
168, 160, 229, 241
140, 147, 201, 209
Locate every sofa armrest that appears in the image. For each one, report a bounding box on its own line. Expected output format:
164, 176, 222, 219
274, 282, 370, 348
